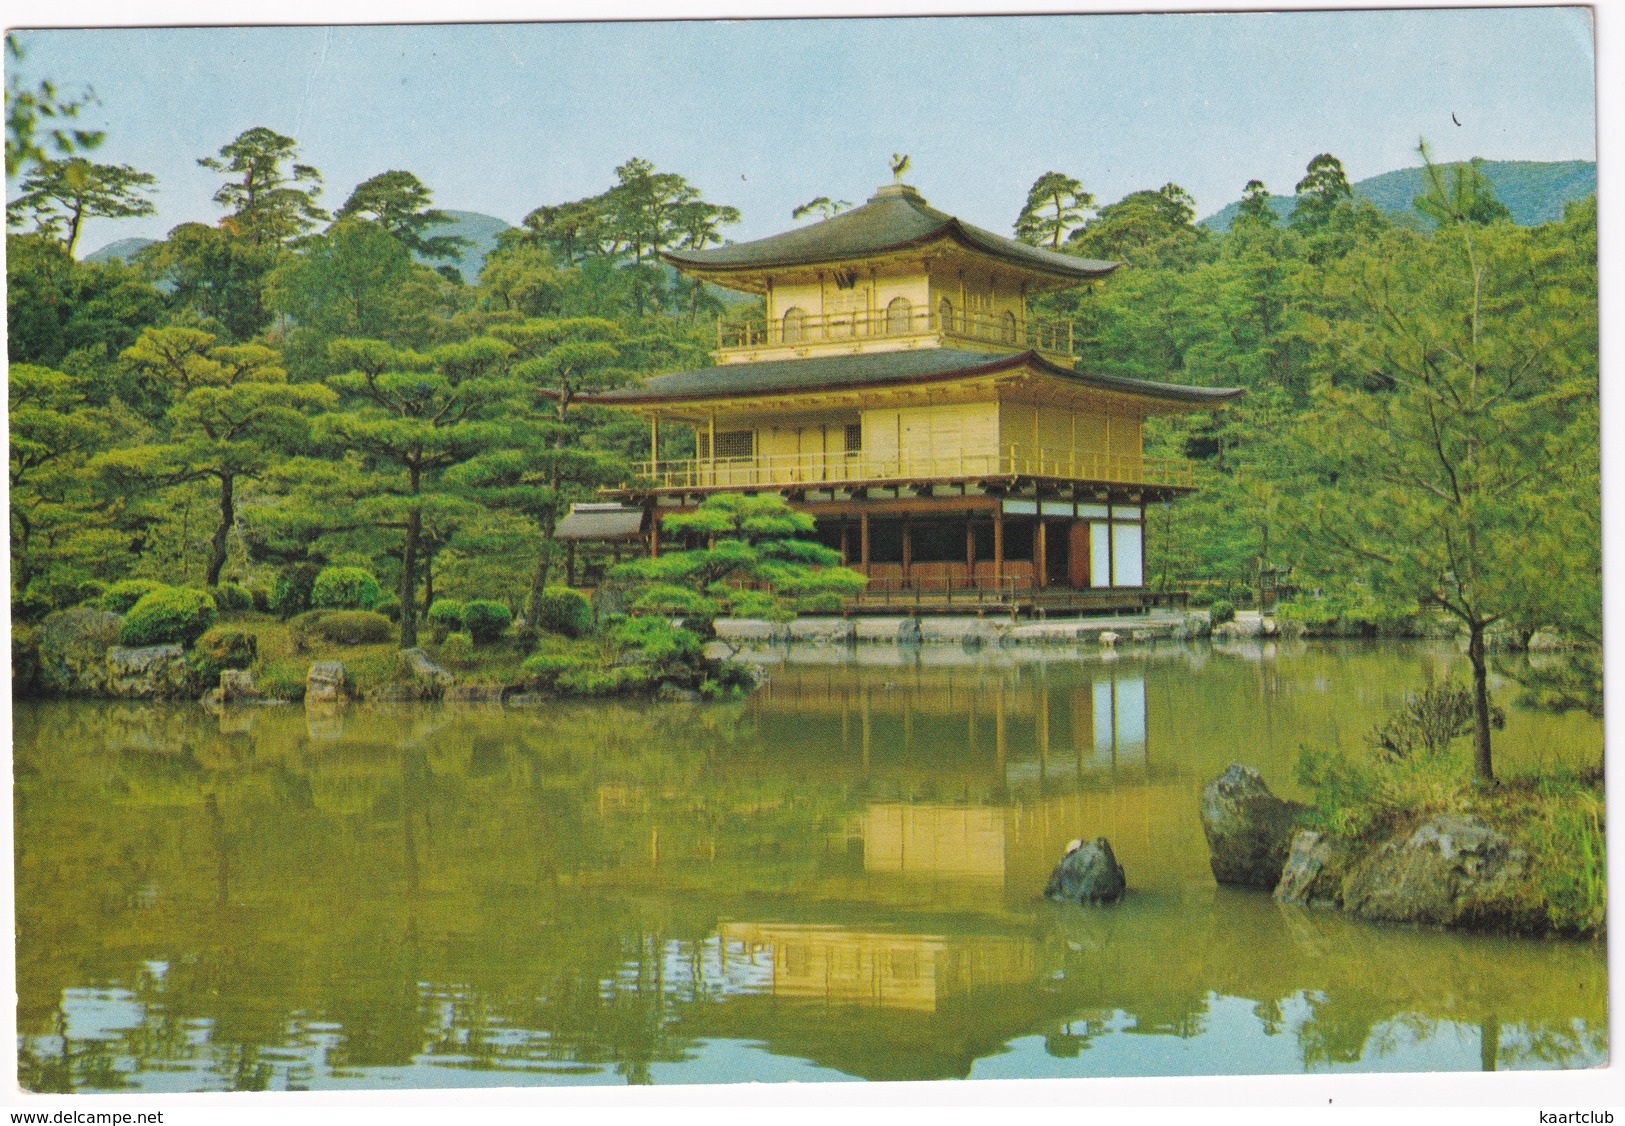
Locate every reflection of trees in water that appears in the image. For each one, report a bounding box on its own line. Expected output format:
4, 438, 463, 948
13, 692, 1608, 1090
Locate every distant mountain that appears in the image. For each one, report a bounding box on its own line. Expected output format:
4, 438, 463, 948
1200, 160, 1596, 233
82, 236, 157, 264
428, 210, 513, 283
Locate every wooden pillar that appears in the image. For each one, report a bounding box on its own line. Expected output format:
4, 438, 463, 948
860, 511, 871, 572
708, 411, 717, 486
901, 517, 912, 586
649, 512, 659, 559
566, 540, 576, 587
993, 509, 1004, 584
840, 520, 850, 566
1036, 519, 1048, 590
966, 516, 976, 588
649, 412, 660, 476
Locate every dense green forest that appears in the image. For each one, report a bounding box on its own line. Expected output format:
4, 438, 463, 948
8, 114, 1600, 672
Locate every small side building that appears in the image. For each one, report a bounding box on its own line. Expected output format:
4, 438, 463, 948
588, 180, 1243, 614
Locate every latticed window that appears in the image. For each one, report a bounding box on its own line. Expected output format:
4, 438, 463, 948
886, 296, 913, 335
714, 430, 754, 459
1002, 310, 1019, 344
938, 297, 954, 333
845, 423, 863, 452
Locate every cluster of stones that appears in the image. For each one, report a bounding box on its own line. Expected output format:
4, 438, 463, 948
1198, 763, 1548, 933
713, 612, 1211, 649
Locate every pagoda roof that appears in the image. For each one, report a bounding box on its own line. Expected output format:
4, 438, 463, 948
589, 348, 1244, 407
661, 184, 1119, 284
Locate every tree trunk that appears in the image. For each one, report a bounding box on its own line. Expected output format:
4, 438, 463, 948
1466, 619, 1495, 782
399, 466, 422, 648
206, 472, 234, 588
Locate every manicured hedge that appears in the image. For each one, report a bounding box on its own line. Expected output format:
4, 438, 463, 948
311, 566, 384, 611
100, 579, 168, 615
427, 600, 464, 643
290, 609, 394, 649
120, 587, 218, 647
272, 563, 322, 617
213, 582, 253, 612
462, 600, 512, 644
532, 586, 593, 638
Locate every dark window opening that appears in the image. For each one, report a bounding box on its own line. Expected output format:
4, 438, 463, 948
1002, 519, 1034, 562
867, 521, 904, 564
845, 423, 863, 453
971, 520, 996, 562
909, 520, 964, 563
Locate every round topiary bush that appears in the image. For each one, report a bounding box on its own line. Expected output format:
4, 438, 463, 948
120, 587, 218, 647
272, 563, 323, 618
462, 600, 512, 644
532, 586, 593, 638
100, 579, 168, 615
374, 595, 401, 623
213, 582, 253, 612
1209, 599, 1236, 626
427, 599, 465, 644
311, 566, 384, 611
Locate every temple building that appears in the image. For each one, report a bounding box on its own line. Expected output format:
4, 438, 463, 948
585, 179, 1243, 613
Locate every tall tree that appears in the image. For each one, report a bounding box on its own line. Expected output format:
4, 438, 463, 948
110, 327, 335, 585
136, 223, 279, 342
264, 218, 438, 343
334, 170, 467, 260
7, 158, 158, 255
1290, 153, 1353, 233
1294, 206, 1597, 782
1015, 171, 1093, 249
1235, 179, 1277, 228
1067, 183, 1202, 267
1412, 140, 1513, 228
320, 336, 518, 646
198, 126, 328, 248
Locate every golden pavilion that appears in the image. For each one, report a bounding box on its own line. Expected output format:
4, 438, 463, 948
581, 179, 1243, 613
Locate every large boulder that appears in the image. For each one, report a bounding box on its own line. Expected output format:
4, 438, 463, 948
1340, 814, 1545, 931
105, 644, 194, 699
788, 617, 856, 644
220, 668, 261, 703
1044, 838, 1127, 904
1274, 829, 1358, 907
1198, 764, 1307, 890
305, 661, 350, 703
713, 618, 791, 645
398, 647, 454, 699
37, 606, 125, 695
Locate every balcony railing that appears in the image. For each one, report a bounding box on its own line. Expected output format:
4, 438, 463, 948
718, 307, 1074, 356
629, 444, 1194, 491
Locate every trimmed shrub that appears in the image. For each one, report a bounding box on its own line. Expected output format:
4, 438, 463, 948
374, 596, 401, 623
427, 599, 464, 644
77, 580, 109, 604
557, 664, 649, 697
120, 587, 218, 647
272, 563, 322, 618
191, 626, 258, 682
462, 600, 512, 644
311, 566, 384, 611
213, 582, 253, 612
291, 610, 393, 649
532, 586, 594, 639
1209, 599, 1236, 626
100, 579, 168, 615
520, 652, 589, 689
440, 631, 474, 667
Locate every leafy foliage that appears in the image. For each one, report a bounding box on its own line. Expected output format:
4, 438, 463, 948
462, 599, 512, 644
120, 586, 217, 647
532, 586, 593, 638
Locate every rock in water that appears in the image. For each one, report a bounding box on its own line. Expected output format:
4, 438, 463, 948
1341, 814, 1545, 931
1274, 830, 1356, 907
37, 606, 125, 695
220, 668, 260, 703
1199, 764, 1307, 890
306, 661, 350, 703
398, 647, 454, 699
105, 644, 193, 699
1045, 837, 1127, 904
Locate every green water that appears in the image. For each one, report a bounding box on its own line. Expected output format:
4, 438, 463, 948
13, 639, 1605, 1090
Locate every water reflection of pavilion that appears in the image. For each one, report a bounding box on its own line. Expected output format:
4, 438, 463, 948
751, 661, 1151, 787
716, 922, 1035, 1013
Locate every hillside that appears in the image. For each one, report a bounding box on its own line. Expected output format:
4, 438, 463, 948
1200, 159, 1595, 232
429, 210, 513, 283
82, 236, 158, 265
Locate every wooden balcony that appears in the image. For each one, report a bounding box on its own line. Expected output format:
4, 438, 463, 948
717, 306, 1074, 361
625, 444, 1195, 494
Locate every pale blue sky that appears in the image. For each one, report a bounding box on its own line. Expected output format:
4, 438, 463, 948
9, 8, 1598, 257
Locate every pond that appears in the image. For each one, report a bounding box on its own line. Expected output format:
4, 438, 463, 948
13, 638, 1606, 1090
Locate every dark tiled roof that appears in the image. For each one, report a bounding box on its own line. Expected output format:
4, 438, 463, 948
662, 185, 1119, 283
590, 349, 1244, 406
